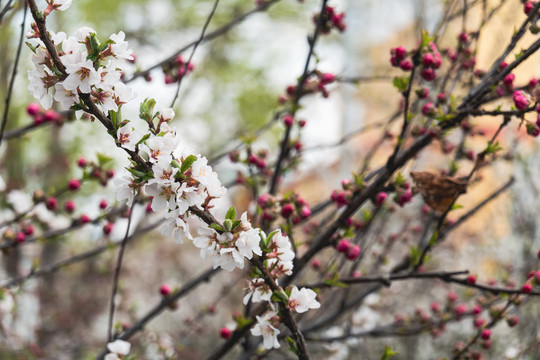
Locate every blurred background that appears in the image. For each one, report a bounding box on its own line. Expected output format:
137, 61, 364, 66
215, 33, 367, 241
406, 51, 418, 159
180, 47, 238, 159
1, 0, 540, 359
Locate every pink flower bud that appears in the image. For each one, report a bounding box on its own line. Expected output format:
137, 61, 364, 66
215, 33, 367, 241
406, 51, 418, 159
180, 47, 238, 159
513, 90, 530, 110
298, 119, 306, 127
392, 46, 406, 60
160, 284, 171, 296
472, 304, 482, 315
336, 239, 351, 253
320, 73, 336, 84
375, 192, 387, 206
220, 327, 232, 339
77, 157, 87, 167
437, 93, 447, 104
68, 179, 81, 191
480, 329, 491, 340
26, 103, 41, 116
422, 102, 436, 116
458, 32, 469, 43
524, 1, 535, 15
64, 200, 76, 213
103, 222, 114, 235
423, 53, 434, 67
99, 199, 108, 210
300, 205, 311, 219
399, 59, 413, 71
417, 88, 429, 99
283, 114, 294, 127
473, 317, 485, 328
499, 61, 508, 69
106, 170, 115, 179
281, 203, 294, 218
34, 114, 45, 125
46, 197, 58, 211
80, 214, 91, 224
16, 232, 26, 243
447, 291, 458, 302
503, 74, 515, 85
467, 275, 476, 284
44, 110, 59, 123
522, 283, 532, 294
346, 245, 361, 260
421, 68, 436, 81
506, 315, 518, 327
23, 225, 34, 236
529, 78, 538, 88
311, 259, 321, 269
430, 302, 440, 312
455, 304, 467, 318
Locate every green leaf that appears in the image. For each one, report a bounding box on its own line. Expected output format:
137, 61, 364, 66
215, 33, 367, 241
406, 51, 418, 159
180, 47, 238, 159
286, 337, 299, 355
232, 220, 242, 230
225, 207, 237, 221
126, 168, 146, 178
393, 76, 409, 93
271, 289, 289, 304
485, 141, 503, 154
180, 154, 198, 173
381, 345, 399, 360
408, 246, 421, 266
110, 110, 118, 129
223, 219, 233, 232
428, 230, 439, 246
420, 29, 433, 48
89, 33, 101, 57
136, 133, 150, 146
209, 223, 224, 233
450, 203, 463, 211
139, 98, 156, 122
96, 153, 113, 167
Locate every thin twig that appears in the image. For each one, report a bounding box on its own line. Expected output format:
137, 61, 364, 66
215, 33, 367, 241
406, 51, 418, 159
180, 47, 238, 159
106, 203, 135, 341
0, 0, 27, 149
170, 0, 220, 108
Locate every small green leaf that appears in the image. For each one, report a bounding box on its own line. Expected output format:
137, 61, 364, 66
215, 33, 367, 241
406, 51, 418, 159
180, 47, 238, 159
223, 219, 233, 232
209, 223, 224, 233
126, 168, 146, 178
381, 345, 399, 360
393, 76, 409, 93
286, 337, 299, 355
428, 230, 439, 246
225, 207, 237, 222
96, 153, 113, 167
271, 289, 289, 304
136, 133, 150, 147
139, 98, 156, 122
420, 29, 433, 48
450, 203, 463, 211
180, 155, 198, 173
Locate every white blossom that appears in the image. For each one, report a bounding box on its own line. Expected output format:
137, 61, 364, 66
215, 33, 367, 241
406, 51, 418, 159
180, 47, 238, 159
63, 60, 101, 93
54, 82, 79, 109
106, 339, 131, 356
235, 228, 262, 260
117, 123, 143, 152
243, 278, 272, 305
114, 175, 137, 207
160, 208, 192, 244
145, 182, 180, 212
192, 226, 219, 259
288, 286, 320, 313
251, 311, 280, 349
109, 31, 133, 60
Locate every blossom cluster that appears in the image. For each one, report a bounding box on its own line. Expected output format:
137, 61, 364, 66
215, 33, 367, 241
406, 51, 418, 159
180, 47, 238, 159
27, 25, 134, 113
244, 230, 320, 348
